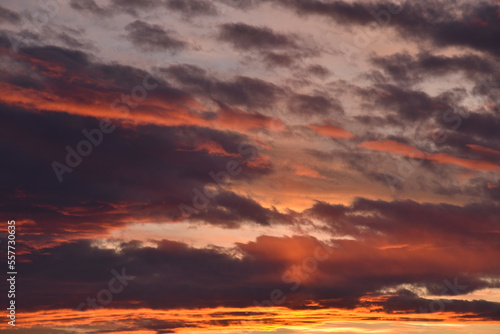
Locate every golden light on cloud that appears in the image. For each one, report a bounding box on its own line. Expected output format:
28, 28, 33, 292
6, 305, 499, 333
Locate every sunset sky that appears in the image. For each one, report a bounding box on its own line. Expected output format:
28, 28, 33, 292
1, 0, 500, 333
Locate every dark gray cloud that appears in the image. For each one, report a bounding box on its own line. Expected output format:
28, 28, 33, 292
165, 0, 217, 16
55, 31, 90, 48
447, 112, 500, 148
0, 5, 21, 24
306, 64, 331, 79
0, 104, 274, 234
267, 0, 378, 25
14, 196, 500, 319
163, 63, 285, 108
262, 52, 296, 68
200, 192, 282, 227
112, 0, 217, 17
70, 0, 218, 17
125, 20, 187, 52
370, 52, 498, 87
218, 22, 319, 67
393, 0, 500, 57
217, 0, 256, 10
219, 22, 298, 51
374, 289, 500, 320
111, 0, 159, 12
71, 0, 161, 17
69, 0, 110, 16
356, 83, 452, 121
0, 44, 279, 236
271, 0, 500, 57
288, 92, 344, 116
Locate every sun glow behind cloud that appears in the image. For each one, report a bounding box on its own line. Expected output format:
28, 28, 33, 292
5, 306, 500, 334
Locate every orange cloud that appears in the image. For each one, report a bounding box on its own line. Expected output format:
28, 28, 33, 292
177, 140, 240, 157
244, 155, 272, 169
309, 123, 355, 139
467, 144, 500, 157
430, 153, 500, 172
237, 235, 328, 263
217, 106, 279, 131
0, 50, 279, 135
359, 140, 500, 172
487, 183, 499, 189
292, 164, 326, 179
0, 79, 277, 134
4, 305, 494, 333
359, 140, 425, 157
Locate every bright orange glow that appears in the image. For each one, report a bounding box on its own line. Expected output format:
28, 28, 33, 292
5, 305, 499, 333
